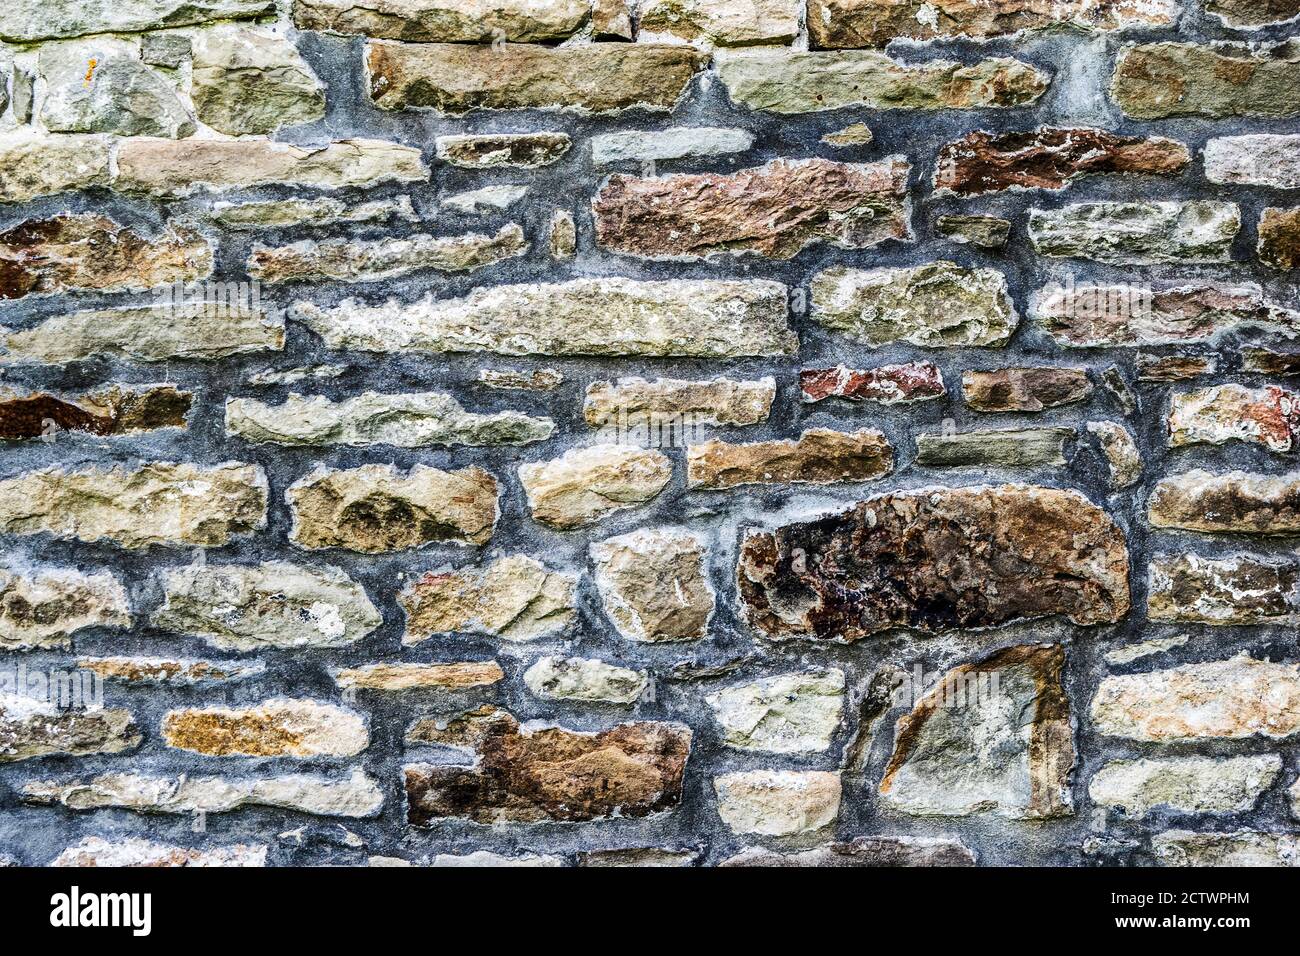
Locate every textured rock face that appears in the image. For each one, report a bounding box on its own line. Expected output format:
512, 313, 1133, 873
591, 127, 753, 165
162, 700, 368, 757
1090, 755, 1281, 817
0, 0, 273, 41
738, 486, 1129, 642
51, 838, 266, 868
1205, 134, 1300, 189
1088, 421, 1142, 489
190, 26, 326, 135
1244, 348, 1300, 376
881, 645, 1073, 819
293, 0, 590, 40
209, 196, 417, 230
822, 122, 873, 147
962, 367, 1091, 413
1114, 43, 1300, 119
688, 429, 894, 489
335, 662, 503, 692
1028, 202, 1240, 264
1137, 354, 1215, 382
721, 836, 976, 867
1259, 207, 1300, 271
594, 158, 911, 260
523, 656, 649, 704
714, 770, 841, 836
0, 132, 111, 203
0, 385, 190, 439
1169, 384, 1299, 452
519, 446, 672, 529
1205, 0, 1300, 26
1152, 831, 1300, 868
288, 464, 498, 551
0, 569, 130, 650
1, 695, 141, 762
76, 657, 265, 685
585, 377, 775, 428
436, 133, 570, 169
800, 362, 945, 405
706, 670, 844, 753
638, 0, 799, 45
404, 709, 691, 824
935, 215, 1010, 249
915, 427, 1072, 468
39, 39, 194, 137
1149, 470, 1300, 535
590, 529, 714, 642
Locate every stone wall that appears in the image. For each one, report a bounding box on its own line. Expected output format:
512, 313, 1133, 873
1, 0, 1300, 868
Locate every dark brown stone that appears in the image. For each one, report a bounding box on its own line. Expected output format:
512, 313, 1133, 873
593, 157, 910, 260
1149, 470, 1300, 535
1260, 207, 1300, 270
404, 707, 691, 824
962, 367, 1091, 412
1243, 348, 1300, 376
0, 386, 191, 440
935, 128, 1190, 198
800, 362, 945, 405
1206, 0, 1300, 27
737, 485, 1130, 641
1148, 553, 1300, 625
1135, 353, 1216, 382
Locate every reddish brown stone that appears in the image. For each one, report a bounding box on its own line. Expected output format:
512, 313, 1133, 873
1135, 354, 1216, 382
1260, 207, 1300, 270
0, 386, 191, 440
935, 128, 1190, 198
800, 362, 945, 405
961, 367, 1092, 413
593, 157, 910, 260
738, 485, 1130, 641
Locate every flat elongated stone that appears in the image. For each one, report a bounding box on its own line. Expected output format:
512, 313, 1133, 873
822, 122, 874, 147
430, 852, 564, 867
638, 0, 799, 46
1, 694, 140, 762
155, 561, 381, 651
162, 699, 368, 757
1169, 384, 1299, 452
706, 670, 844, 753
436, 133, 569, 169
479, 368, 562, 391
39, 39, 194, 137
881, 644, 1073, 819
716, 49, 1050, 113
0, 462, 267, 549
1088, 421, 1142, 489
811, 262, 1017, 348
401, 555, 576, 644
1153, 830, 1300, 867
714, 770, 841, 836
591, 127, 753, 165
1207, 0, 1300, 27
801, 362, 945, 405
26, 769, 383, 817
523, 656, 649, 704
1090, 755, 1281, 816
1105, 635, 1188, 667
0, 0, 273, 41
1114, 43, 1300, 119
0, 568, 129, 650
1029, 201, 1240, 264
335, 662, 503, 692
0, 385, 190, 440
590, 528, 714, 642
962, 368, 1091, 412
935, 215, 1010, 249
52, 838, 266, 867
585, 377, 774, 429
1244, 348, 1300, 376
442, 186, 529, 215
519, 445, 672, 529
209, 196, 418, 230
595, 158, 910, 260
1148, 553, 1300, 626
578, 848, 697, 867
915, 427, 1072, 468
1205, 134, 1300, 189
227, 391, 551, 447
738, 485, 1130, 641
721, 836, 976, 867
293, 0, 590, 41
296, 278, 796, 358
367, 41, 707, 113
1149, 470, 1300, 535
1136, 354, 1215, 382
0, 131, 111, 203
405, 709, 691, 824
76, 657, 266, 685
688, 428, 893, 489
191, 26, 325, 135
288, 464, 498, 551
1260, 207, 1300, 270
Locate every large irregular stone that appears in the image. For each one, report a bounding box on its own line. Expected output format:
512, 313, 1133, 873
1169, 384, 1299, 452
715, 49, 1050, 113
335, 662, 503, 692
915, 427, 1072, 468
638, 0, 799, 46
800, 362, 945, 405
436, 133, 569, 169
738, 485, 1130, 642
154, 561, 381, 651
293, 0, 590, 41
880, 644, 1073, 819
812, 262, 1016, 348
590, 528, 714, 642
52, 838, 266, 867
76, 657, 265, 685
288, 464, 498, 551
721, 836, 976, 867
594, 158, 910, 260
1152, 831, 1299, 867
162, 699, 368, 757
1149, 470, 1300, 535
688, 429, 893, 489
26, 769, 383, 817
0, 462, 267, 549
1205, 134, 1300, 189
935, 128, 1189, 197
1090, 756, 1282, 817
39, 39, 194, 137
190, 26, 325, 135
1113, 42, 1300, 119
295, 278, 796, 358
523, 656, 649, 705
367, 40, 707, 113
962, 367, 1091, 413
519, 446, 671, 530
1, 694, 141, 762
0, 385, 190, 440
1149, 553, 1300, 626
208, 195, 418, 230
706, 670, 844, 754
0, 131, 111, 203
1088, 421, 1142, 489
1260, 207, 1300, 270
401, 555, 576, 645
1028, 201, 1240, 264
0, 568, 129, 650
591, 127, 753, 165
585, 377, 774, 429
404, 709, 691, 824
1092, 655, 1300, 742
714, 770, 841, 836
0, 0, 273, 41
227, 391, 551, 447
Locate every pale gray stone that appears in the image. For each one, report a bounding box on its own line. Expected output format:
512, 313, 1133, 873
209, 196, 417, 230
521, 446, 673, 530
1206, 134, 1300, 189
1090, 755, 1282, 816
1029, 201, 1240, 264
0, 0, 274, 42
39, 39, 194, 137
51, 837, 266, 867
523, 656, 649, 704
190, 26, 325, 135
440, 185, 528, 215
1152, 830, 1300, 867
591, 127, 754, 165
706, 670, 844, 754
590, 527, 714, 641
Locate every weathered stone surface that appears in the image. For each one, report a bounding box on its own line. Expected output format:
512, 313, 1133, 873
962, 367, 1091, 413
0, 131, 111, 203
27, 769, 383, 817
1169, 384, 1299, 452
0, 214, 211, 300
335, 661, 503, 692
1148, 553, 1300, 626
811, 262, 1017, 348
39, 39, 194, 137
141, 32, 191, 68
1260, 207, 1300, 270
714, 770, 841, 836
586, 376, 774, 428
591, 127, 753, 165
1028, 201, 1240, 264
809, 0, 1176, 48
191, 26, 325, 135
1105, 635, 1187, 667
716, 49, 1050, 113
0, 462, 267, 549
916, 427, 1072, 468
0, 0, 273, 41
1149, 470, 1300, 535
1093, 655, 1300, 742
1152, 830, 1300, 867
405, 709, 691, 824
1136, 353, 1215, 382
294, 0, 590, 41
1087, 421, 1142, 489
367, 41, 707, 113
800, 362, 945, 405
436, 133, 569, 169
155, 561, 380, 651
116, 137, 428, 197
162, 699, 368, 757
76, 657, 265, 685
1114, 43, 1300, 119
881, 645, 1073, 819
401, 555, 576, 644
1091, 756, 1282, 816
442, 186, 528, 216
688, 428, 894, 489
936, 128, 1189, 197
1244, 348, 1300, 376
1206, 0, 1300, 26
431, 851, 564, 867
935, 215, 1010, 249
296, 278, 796, 358
0, 568, 129, 650
590, 528, 714, 643
706, 670, 844, 753
51, 837, 266, 867
822, 122, 873, 147
0, 385, 190, 440
594, 158, 910, 260
520, 445, 671, 529
738, 486, 1130, 641
228, 390, 551, 448
591, 0, 632, 37
479, 368, 563, 391
288, 464, 498, 551
638, 0, 800, 46
210, 196, 417, 230
1, 694, 140, 762
548, 210, 575, 259
1205, 134, 1300, 189
721, 836, 976, 867
577, 847, 697, 867
523, 656, 649, 704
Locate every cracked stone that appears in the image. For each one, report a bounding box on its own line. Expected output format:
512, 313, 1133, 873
706, 670, 844, 753
401, 555, 576, 644
590, 528, 714, 642
519, 445, 672, 529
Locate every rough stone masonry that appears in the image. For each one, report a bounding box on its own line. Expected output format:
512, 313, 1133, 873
0, 0, 1299, 869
